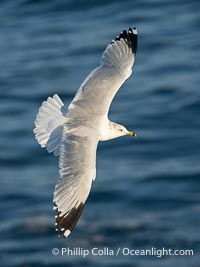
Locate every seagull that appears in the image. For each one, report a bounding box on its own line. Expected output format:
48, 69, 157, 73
33, 27, 138, 238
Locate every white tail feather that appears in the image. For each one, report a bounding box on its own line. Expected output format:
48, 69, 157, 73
33, 94, 66, 156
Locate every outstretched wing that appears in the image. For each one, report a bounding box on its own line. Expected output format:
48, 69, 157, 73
68, 27, 138, 118
53, 132, 98, 238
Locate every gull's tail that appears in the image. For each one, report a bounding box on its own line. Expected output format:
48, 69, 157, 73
33, 94, 66, 156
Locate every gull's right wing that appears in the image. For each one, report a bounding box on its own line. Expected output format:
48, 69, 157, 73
68, 27, 138, 118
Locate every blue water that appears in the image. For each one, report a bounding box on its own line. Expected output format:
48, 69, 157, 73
1, 0, 200, 266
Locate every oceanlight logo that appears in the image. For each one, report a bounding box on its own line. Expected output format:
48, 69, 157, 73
121, 247, 194, 258
52, 246, 194, 258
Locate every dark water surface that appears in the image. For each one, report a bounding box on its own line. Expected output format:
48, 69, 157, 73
1, 0, 200, 266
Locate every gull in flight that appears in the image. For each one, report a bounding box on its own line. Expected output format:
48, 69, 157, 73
34, 27, 138, 238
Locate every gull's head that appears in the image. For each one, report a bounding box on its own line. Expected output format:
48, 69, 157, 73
114, 124, 137, 138
100, 121, 137, 141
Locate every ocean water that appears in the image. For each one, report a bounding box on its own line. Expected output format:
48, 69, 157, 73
1, 0, 200, 266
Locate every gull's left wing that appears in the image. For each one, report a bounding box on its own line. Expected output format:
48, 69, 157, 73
53, 133, 98, 238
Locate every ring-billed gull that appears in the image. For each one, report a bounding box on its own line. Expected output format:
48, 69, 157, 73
34, 27, 138, 238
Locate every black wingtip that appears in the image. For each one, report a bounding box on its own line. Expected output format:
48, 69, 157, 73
112, 27, 138, 55
54, 202, 85, 238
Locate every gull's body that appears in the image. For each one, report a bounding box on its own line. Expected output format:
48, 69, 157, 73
34, 28, 138, 238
